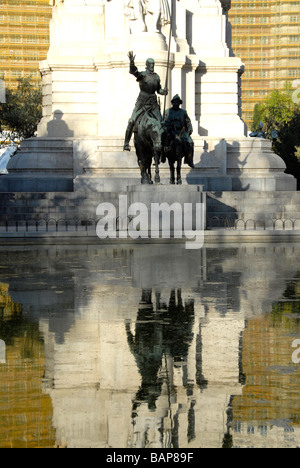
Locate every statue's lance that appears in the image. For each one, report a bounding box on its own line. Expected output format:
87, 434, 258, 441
163, 0, 174, 117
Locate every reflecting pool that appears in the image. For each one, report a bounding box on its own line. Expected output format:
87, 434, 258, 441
0, 243, 299, 448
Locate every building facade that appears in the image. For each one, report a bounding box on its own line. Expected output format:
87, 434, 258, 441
229, 0, 300, 126
0, 0, 51, 89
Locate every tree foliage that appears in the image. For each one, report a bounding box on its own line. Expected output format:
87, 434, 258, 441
252, 83, 300, 186
0, 76, 42, 140
273, 110, 300, 180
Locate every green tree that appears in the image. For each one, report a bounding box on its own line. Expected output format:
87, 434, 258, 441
251, 83, 300, 187
0, 76, 42, 139
273, 110, 300, 185
251, 83, 297, 134
252, 101, 266, 132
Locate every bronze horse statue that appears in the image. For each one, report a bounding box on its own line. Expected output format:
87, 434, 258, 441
163, 95, 195, 185
123, 52, 168, 184
134, 111, 164, 184
163, 126, 186, 185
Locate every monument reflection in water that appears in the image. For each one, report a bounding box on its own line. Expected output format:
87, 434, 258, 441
0, 244, 300, 448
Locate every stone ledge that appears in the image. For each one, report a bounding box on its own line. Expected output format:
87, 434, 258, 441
0, 230, 300, 245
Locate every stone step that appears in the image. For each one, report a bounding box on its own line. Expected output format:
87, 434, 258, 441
207, 203, 300, 210
20, 138, 74, 151
207, 211, 300, 219
209, 193, 300, 204
226, 138, 272, 152
209, 190, 299, 197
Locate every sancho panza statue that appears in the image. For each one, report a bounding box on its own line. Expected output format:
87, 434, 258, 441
123, 52, 168, 151
164, 94, 195, 169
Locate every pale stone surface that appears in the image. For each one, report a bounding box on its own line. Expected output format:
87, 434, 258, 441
37, 0, 246, 140
3, 135, 296, 192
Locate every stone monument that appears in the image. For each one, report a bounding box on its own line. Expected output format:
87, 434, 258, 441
0, 0, 297, 195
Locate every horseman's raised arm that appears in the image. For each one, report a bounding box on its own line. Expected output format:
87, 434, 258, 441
128, 51, 140, 78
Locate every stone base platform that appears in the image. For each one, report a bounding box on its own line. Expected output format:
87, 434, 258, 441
0, 136, 297, 193
0, 189, 299, 230
0, 138, 74, 192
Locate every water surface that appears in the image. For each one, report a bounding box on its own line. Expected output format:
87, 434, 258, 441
0, 244, 299, 448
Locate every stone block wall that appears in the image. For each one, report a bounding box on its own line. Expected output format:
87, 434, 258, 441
0, 192, 120, 223
0, 191, 300, 230
207, 191, 300, 229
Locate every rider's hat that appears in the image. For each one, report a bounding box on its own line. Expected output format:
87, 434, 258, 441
171, 94, 183, 104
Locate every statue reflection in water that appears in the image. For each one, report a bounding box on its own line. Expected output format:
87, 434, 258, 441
125, 289, 207, 447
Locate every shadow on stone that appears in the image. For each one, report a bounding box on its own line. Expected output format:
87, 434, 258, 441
206, 192, 238, 229
47, 110, 74, 138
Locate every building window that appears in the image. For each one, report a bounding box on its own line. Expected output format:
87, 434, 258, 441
26, 36, 38, 43
10, 36, 22, 43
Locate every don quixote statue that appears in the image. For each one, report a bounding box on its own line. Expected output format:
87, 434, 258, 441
123, 52, 168, 185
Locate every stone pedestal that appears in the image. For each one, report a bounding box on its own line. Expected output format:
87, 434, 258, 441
35, 0, 247, 141
127, 185, 206, 238
1, 136, 296, 193
38, 1, 105, 138
127, 184, 206, 207
1, 0, 297, 196
196, 58, 247, 137
226, 138, 297, 191
2, 138, 74, 192
73, 136, 296, 193
188, 138, 297, 191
